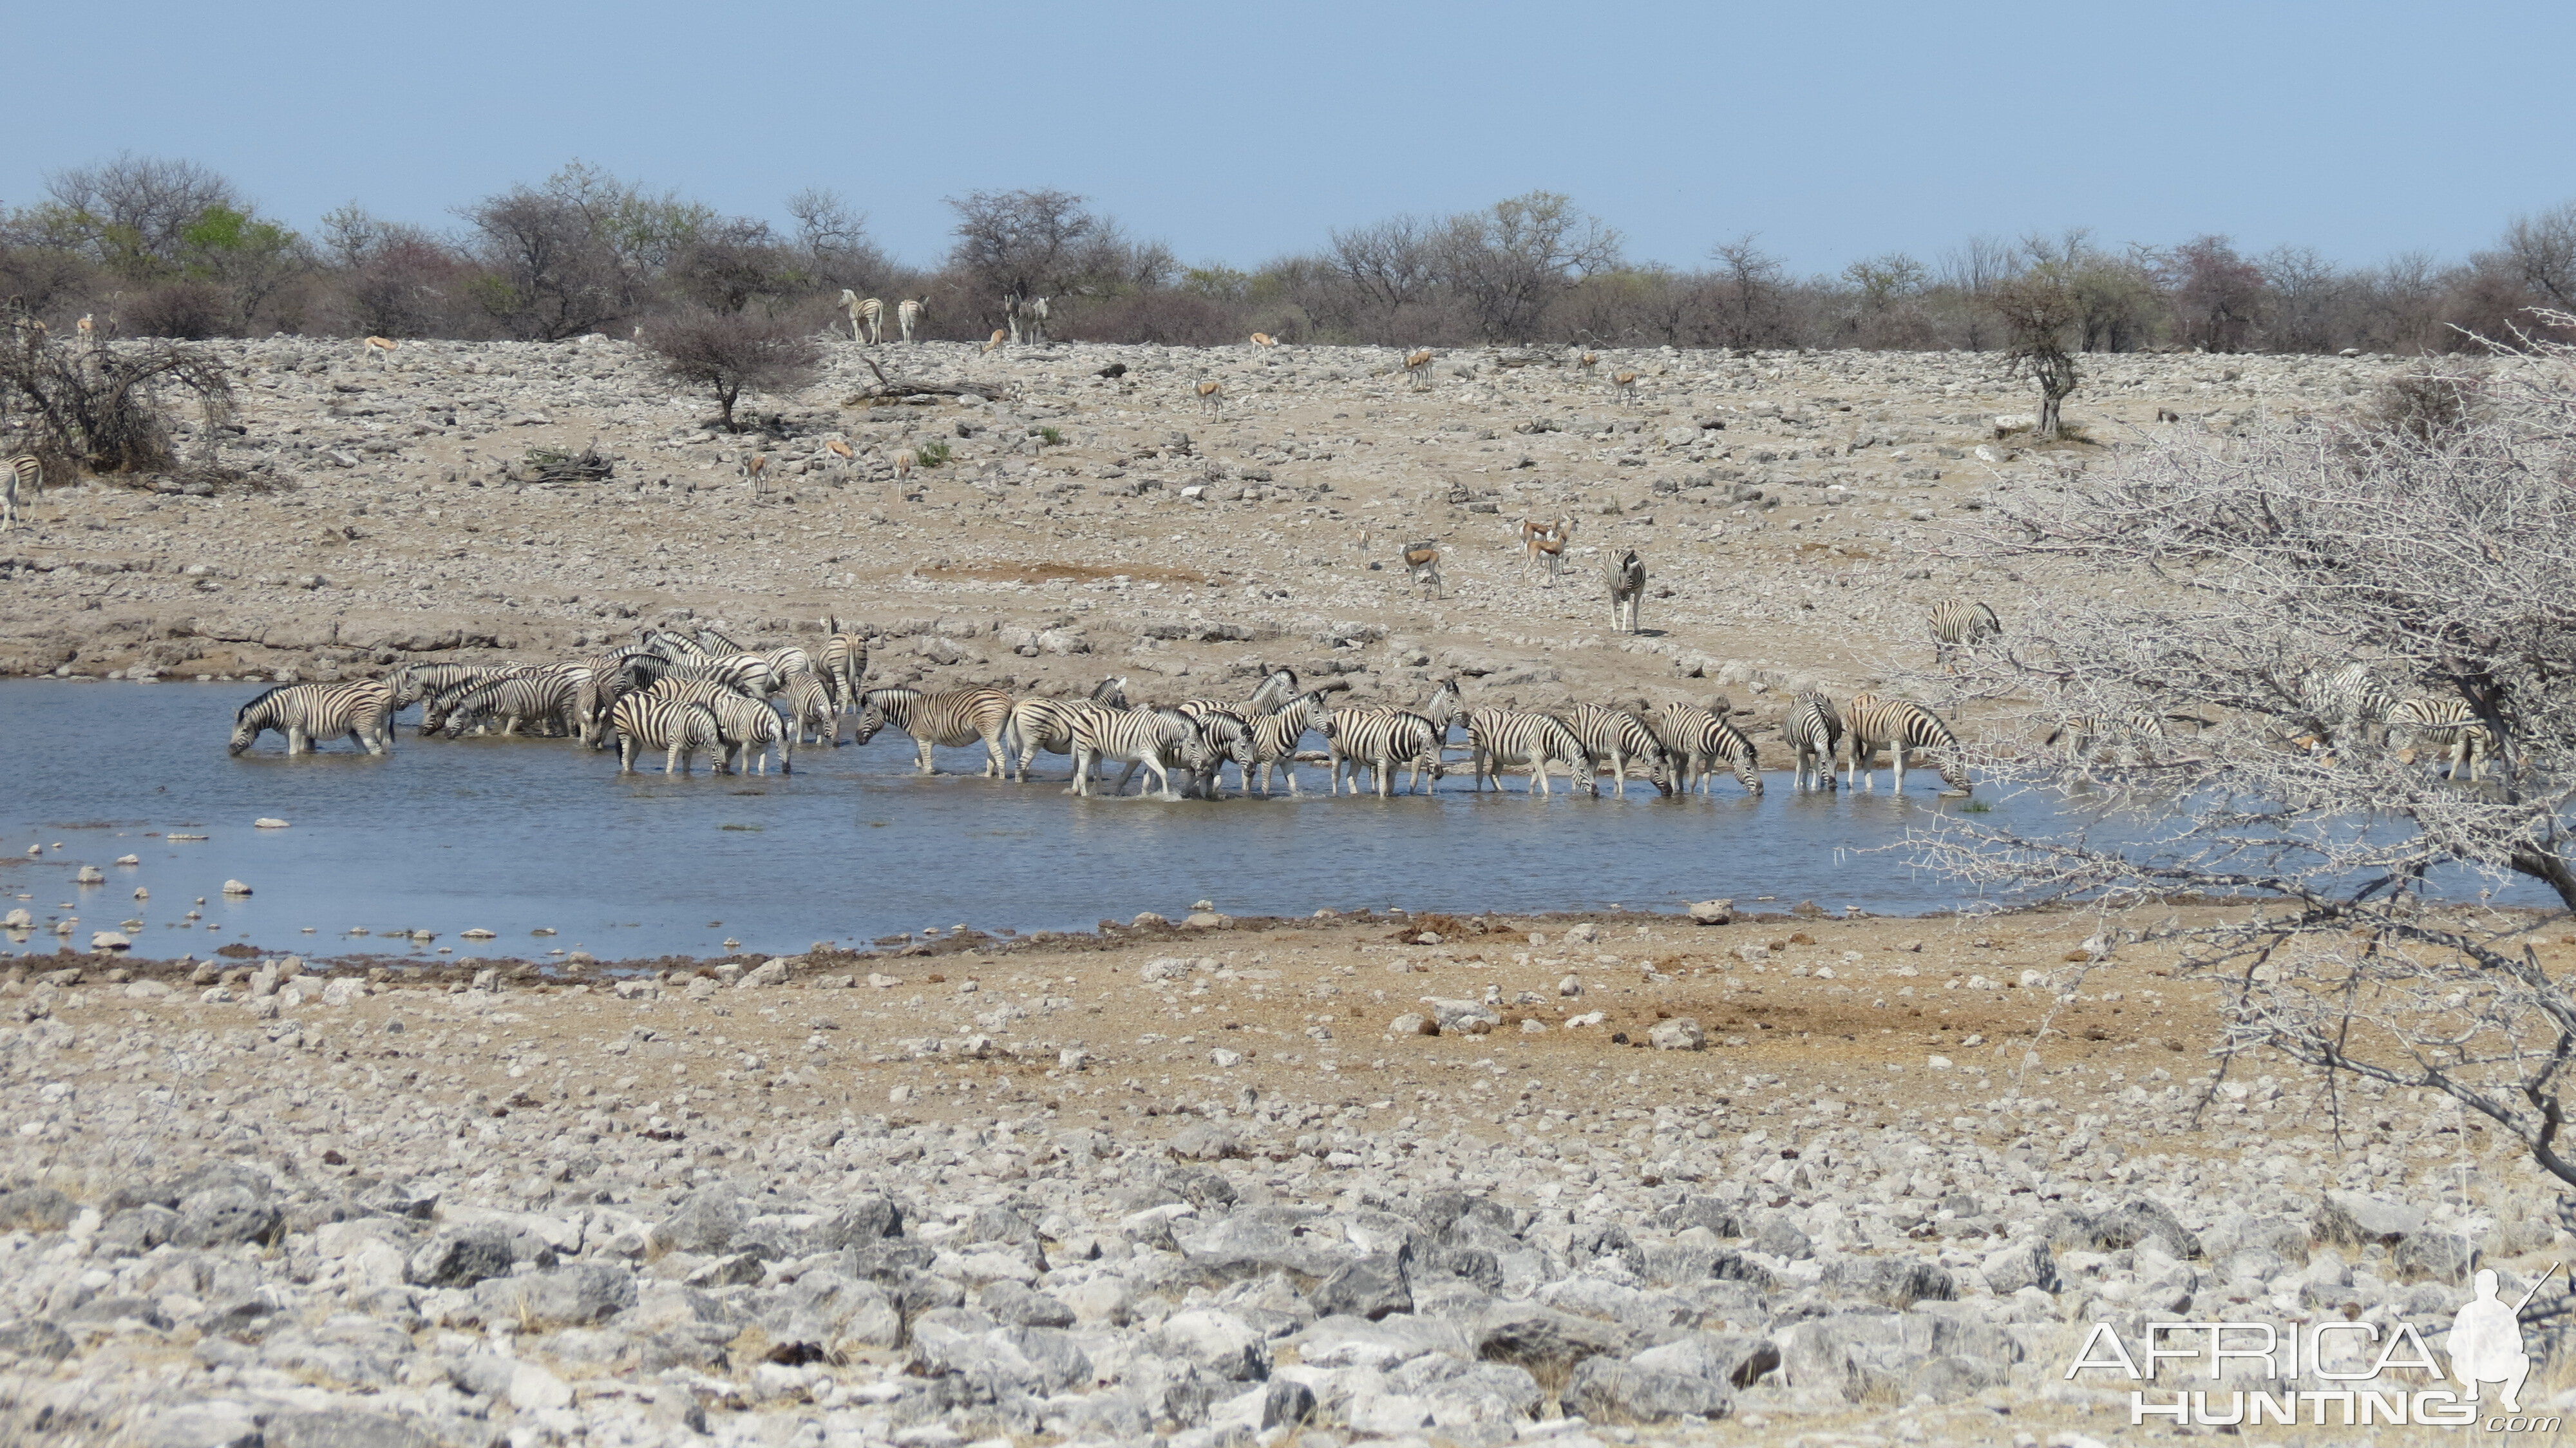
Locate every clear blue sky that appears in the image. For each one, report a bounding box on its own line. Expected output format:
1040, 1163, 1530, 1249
10, 0, 2571, 275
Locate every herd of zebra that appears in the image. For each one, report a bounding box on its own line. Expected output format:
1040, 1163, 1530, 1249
223, 623, 1981, 799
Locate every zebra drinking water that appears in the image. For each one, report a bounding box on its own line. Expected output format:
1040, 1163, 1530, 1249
1653, 702, 1762, 795
230, 680, 398, 756
1464, 708, 1596, 795
1325, 707, 1448, 797
1564, 703, 1671, 797
1784, 690, 1844, 792
1842, 693, 1971, 794
645, 678, 790, 774
1068, 705, 1198, 801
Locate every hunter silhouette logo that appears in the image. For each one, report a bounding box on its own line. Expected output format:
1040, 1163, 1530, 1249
2452, 1263, 2556, 1414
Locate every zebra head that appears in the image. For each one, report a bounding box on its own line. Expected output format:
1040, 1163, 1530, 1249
228, 690, 276, 755
1424, 678, 1463, 730
851, 696, 893, 747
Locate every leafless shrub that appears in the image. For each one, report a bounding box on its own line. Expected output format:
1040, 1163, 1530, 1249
124, 279, 228, 339
642, 309, 819, 432
1893, 314, 2576, 1188
0, 331, 234, 476
1068, 290, 1236, 347
2363, 363, 2488, 446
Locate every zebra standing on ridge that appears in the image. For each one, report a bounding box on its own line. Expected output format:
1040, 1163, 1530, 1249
2, 453, 37, 531
1605, 551, 1645, 634
840, 291, 884, 345
2389, 696, 2499, 781
1927, 599, 2001, 668
897, 297, 926, 343
1563, 703, 1671, 797
852, 687, 1014, 776
1785, 690, 1843, 791
1325, 707, 1448, 797
1842, 692, 1971, 793
229, 680, 397, 756
609, 694, 724, 775
1464, 707, 1596, 795
1653, 701, 1763, 795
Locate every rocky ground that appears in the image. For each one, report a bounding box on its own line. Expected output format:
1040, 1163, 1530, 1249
0, 338, 2408, 741
3, 905, 2568, 1447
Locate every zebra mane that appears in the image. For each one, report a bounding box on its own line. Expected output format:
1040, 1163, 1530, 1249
235, 686, 283, 722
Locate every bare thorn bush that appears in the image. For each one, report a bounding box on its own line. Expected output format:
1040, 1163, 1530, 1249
642, 309, 819, 432
1895, 312, 2576, 1191
0, 330, 234, 478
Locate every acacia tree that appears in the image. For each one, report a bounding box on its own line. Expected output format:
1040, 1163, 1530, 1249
1989, 263, 2081, 438
1904, 323, 2576, 1190
643, 309, 819, 432
1706, 236, 1794, 350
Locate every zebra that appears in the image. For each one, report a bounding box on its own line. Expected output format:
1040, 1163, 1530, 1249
1, 453, 37, 531
2298, 662, 2399, 755
1007, 678, 1129, 783
1653, 701, 1762, 795
646, 678, 789, 774
1326, 707, 1448, 797
609, 694, 724, 775
1068, 705, 1197, 801
1184, 708, 1258, 797
229, 680, 397, 757
1605, 551, 1645, 634
820, 616, 869, 712
2389, 696, 2499, 781
440, 670, 583, 739
1005, 293, 1051, 346
779, 672, 839, 748
1842, 693, 1971, 794
840, 291, 884, 345
897, 297, 925, 343
417, 665, 554, 735
852, 687, 1014, 776
1927, 599, 2001, 668
1785, 689, 1843, 791
2045, 707, 2168, 772
388, 663, 504, 716
1563, 703, 1671, 797
659, 654, 775, 698
1242, 692, 1332, 795
695, 624, 754, 654
1422, 677, 1465, 734
1464, 708, 1596, 795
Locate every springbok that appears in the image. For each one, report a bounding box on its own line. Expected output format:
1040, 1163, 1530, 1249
1249, 332, 1277, 350
75, 314, 93, 349
1401, 540, 1442, 598
361, 336, 397, 367
1196, 380, 1224, 415
894, 448, 918, 482
1575, 350, 1599, 374
1403, 348, 1434, 389
980, 329, 1008, 356
840, 291, 884, 345
1610, 370, 1640, 400
1522, 515, 1574, 584
898, 296, 925, 341
824, 439, 855, 469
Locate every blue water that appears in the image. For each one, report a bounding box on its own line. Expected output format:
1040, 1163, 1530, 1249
0, 681, 2538, 962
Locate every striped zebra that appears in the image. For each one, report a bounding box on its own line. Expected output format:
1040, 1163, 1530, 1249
1927, 599, 2001, 668
1007, 678, 1130, 783
2390, 696, 2499, 781
821, 616, 869, 711
646, 678, 788, 774
853, 687, 1014, 776
1068, 705, 1198, 801
1562, 703, 1670, 797
659, 654, 775, 698
1465, 708, 1596, 795
695, 625, 753, 654
609, 694, 724, 775
1, 453, 37, 531
1243, 692, 1333, 795
1842, 693, 1970, 793
1184, 709, 1258, 797
1326, 707, 1448, 797
418, 666, 553, 735
1653, 702, 1762, 795
1784, 690, 1843, 791
440, 669, 583, 738
229, 680, 397, 756
2045, 707, 2167, 771
2298, 662, 2399, 755
387, 662, 502, 716
779, 672, 838, 747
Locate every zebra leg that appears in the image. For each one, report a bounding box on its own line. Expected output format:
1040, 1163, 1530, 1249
1280, 761, 1301, 796
1148, 757, 1178, 802
618, 736, 637, 773
915, 737, 936, 775
983, 727, 1007, 779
